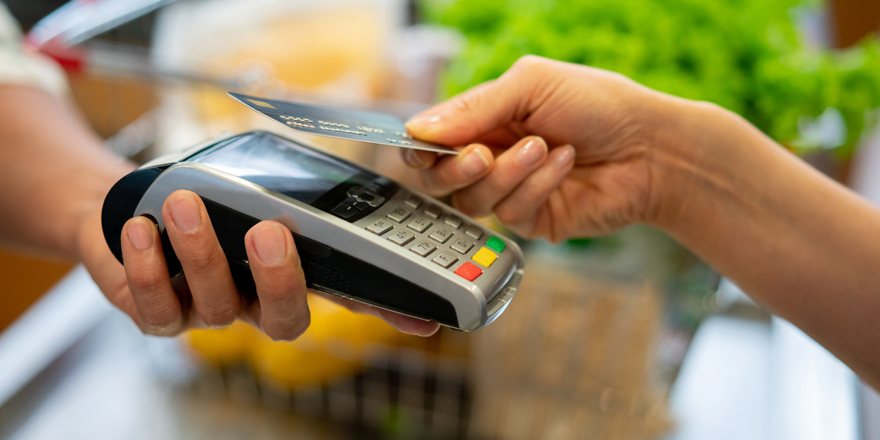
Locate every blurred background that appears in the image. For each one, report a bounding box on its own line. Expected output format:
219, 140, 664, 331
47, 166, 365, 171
0, 0, 879, 439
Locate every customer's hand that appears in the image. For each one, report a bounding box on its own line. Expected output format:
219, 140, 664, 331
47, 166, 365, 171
78, 190, 439, 340
402, 55, 686, 242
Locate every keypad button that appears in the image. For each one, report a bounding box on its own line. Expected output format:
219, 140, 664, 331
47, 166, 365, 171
409, 239, 437, 257
344, 196, 370, 211
454, 262, 482, 281
464, 225, 483, 239
450, 238, 474, 255
407, 216, 433, 233
348, 187, 385, 207
424, 205, 443, 219
365, 196, 385, 208
404, 195, 422, 208
358, 192, 377, 203
429, 227, 453, 244
431, 251, 459, 268
472, 247, 498, 268
387, 229, 416, 246
444, 215, 463, 229
486, 236, 506, 253
366, 219, 393, 235
332, 203, 358, 219
386, 205, 413, 223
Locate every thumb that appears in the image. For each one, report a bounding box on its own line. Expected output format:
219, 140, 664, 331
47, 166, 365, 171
405, 78, 524, 146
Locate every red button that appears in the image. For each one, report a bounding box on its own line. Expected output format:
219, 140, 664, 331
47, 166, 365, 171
454, 262, 482, 281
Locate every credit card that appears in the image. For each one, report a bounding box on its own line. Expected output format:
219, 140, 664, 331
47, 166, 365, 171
228, 92, 459, 155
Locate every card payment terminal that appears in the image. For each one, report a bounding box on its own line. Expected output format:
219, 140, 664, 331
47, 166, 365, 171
102, 131, 524, 331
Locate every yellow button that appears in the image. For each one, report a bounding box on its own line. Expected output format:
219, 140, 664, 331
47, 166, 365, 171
472, 247, 498, 268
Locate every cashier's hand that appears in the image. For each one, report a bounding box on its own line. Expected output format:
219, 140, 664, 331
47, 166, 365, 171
402, 55, 666, 242
79, 190, 439, 340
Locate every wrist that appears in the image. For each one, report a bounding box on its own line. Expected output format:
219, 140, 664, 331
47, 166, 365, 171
640, 94, 771, 234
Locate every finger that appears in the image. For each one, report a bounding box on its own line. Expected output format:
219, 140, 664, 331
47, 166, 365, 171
120, 216, 184, 335
314, 292, 440, 337
416, 143, 494, 196
400, 148, 438, 169
405, 56, 558, 146
405, 79, 522, 146
162, 190, 241, 328
451, 136, 548, 218
245, 221, 310, 341
377, 308, 441, 336
79, 209, 141, 320
494, 145, 576, 228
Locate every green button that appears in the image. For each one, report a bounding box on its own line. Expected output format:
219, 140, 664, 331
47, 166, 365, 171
486, 236, 506, 253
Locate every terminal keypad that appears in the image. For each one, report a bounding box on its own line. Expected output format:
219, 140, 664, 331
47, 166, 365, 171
363, 193, 507, 283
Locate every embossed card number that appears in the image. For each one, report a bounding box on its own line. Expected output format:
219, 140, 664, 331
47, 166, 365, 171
229, 92, 460, 155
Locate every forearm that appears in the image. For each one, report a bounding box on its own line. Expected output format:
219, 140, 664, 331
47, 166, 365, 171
650, 97, 880, 387
0, 86, 134, 260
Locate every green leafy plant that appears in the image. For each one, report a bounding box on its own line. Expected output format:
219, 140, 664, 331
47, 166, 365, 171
422, 0, 880, 157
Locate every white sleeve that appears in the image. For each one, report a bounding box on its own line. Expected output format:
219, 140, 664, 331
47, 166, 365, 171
0, 3, 68, 97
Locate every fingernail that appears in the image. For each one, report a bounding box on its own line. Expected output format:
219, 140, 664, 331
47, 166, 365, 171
458, 148, 490, 177
403, 148, 424, 167
253, 223, 287, 266
515, 138, 547, 167
128, 218, 153, 250
169, 194, 201, 234
406, 113, 441, 129
555, 145, 576, 169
